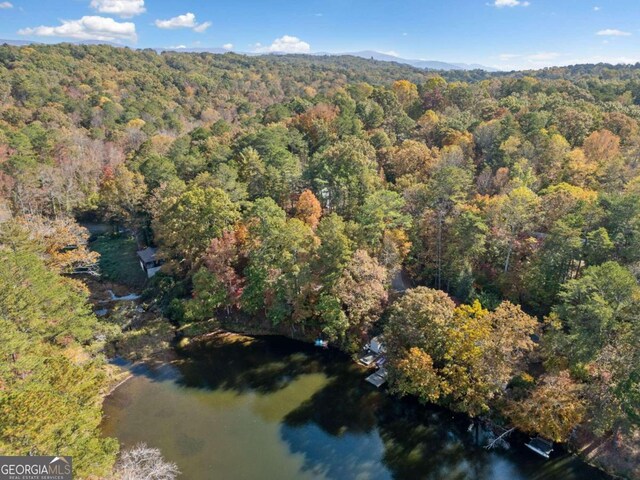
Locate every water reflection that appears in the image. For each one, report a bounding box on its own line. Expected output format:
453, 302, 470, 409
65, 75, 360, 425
102, 335, 610, 480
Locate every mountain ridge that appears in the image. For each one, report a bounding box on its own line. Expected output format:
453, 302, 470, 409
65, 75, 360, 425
0, 39, 497, 71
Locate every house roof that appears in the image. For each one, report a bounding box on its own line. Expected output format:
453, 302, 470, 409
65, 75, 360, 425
370, 336, 385, 353
137, 247, 158, 263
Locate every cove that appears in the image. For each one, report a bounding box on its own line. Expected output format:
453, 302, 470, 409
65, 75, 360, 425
101, 334, 611, 480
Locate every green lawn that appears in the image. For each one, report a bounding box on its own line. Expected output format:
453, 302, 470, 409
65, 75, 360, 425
91, 236, 148, 288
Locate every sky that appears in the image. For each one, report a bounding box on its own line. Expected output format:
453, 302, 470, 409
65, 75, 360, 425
0, 0, 639, 70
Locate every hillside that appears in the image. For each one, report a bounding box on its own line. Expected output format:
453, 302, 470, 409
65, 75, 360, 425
1, 43, 639, 479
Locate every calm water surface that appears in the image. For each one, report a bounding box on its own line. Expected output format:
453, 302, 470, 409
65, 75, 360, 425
101, 335, 610, 480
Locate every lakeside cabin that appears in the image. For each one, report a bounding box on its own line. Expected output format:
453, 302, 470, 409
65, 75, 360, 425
359, 335, 386, 367
136, 247, 162, 278
369, 337, 385, 355
360, 336, 388, 387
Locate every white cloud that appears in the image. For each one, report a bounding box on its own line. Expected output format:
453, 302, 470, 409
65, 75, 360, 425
496, 51, 640, 71
254, 35, 311, 54
566, 55, 639, 65
222, 43, 233, 50
593, 6, 601, 11
0, 2, 13, 9
90, 0, 144, 18
155, 12, 211, 32
155, 13, 196, 29
491, 0, 530, 7
596, 29, 631, 36
193, 21, 211, 33
382, 50, 399, 57
498, 53, 521, 61
168, 45, 187, 49
495, 51, 561, 69
528, 51, 560, 62
18, 15, 137, 42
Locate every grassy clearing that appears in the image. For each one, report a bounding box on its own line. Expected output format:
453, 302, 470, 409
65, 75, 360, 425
92, 235, 147, 288
107, 317, 175, 362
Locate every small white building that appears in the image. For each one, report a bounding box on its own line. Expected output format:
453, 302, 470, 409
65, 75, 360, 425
359, 336, 387, 367
136, 247, 162, 278
369, 336, 386, 355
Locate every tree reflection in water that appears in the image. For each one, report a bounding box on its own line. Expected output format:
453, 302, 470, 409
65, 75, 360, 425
106, 335, 611, 480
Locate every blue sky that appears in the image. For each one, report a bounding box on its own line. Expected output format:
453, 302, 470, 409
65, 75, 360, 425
0, 0, 639, 70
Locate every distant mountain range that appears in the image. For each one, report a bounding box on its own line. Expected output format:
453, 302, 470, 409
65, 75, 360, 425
334, 51, 497, 72
0, 39, 497, 72
0, 39, 123, 47
0, 38, 37, 46
158, 47, 498, 71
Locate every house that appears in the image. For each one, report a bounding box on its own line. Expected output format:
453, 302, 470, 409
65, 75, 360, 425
136, 247, 162, 278
358, 336, 386, 367
369, 336, 386, 355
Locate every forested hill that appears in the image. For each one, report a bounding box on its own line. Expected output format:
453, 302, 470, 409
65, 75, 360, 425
3, 43, 640, 131
0, 43, 432, 124
1, 43, 640, 478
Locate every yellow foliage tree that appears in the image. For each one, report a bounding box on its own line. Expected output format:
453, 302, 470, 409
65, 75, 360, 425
386, 289, 537, 417
392, 80, 419, 109
506, 371, 586, 442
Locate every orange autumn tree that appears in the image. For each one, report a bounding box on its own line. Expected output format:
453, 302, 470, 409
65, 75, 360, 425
295, 189, 322, 229
14, 215, 98, 274
583, 129, 620, 166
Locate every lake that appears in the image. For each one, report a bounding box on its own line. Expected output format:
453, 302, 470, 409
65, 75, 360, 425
101, 334, 610, 480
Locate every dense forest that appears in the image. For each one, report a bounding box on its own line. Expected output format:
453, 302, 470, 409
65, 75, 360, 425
1, 43, 639, 478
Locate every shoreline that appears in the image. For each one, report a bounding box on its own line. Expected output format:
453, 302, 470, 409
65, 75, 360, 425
108, 326, 624, 478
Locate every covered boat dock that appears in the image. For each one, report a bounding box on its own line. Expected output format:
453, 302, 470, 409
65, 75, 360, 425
365, 368, 388, 388
525, 437, 554, 458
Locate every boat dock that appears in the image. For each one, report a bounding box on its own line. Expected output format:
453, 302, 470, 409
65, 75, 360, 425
359, 336, 388, 387
365, 368, 388, 387
525, 437, 554, 458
